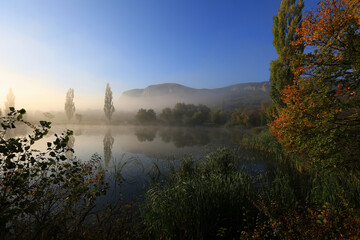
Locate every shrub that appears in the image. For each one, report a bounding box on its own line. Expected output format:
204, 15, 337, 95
0, 108, 107, 239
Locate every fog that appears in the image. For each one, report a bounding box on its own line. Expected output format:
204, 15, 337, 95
0, 87, 215, 124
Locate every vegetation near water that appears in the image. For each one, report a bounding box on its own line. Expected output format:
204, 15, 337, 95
1, 0, 359, 239
1, 109, 360, 239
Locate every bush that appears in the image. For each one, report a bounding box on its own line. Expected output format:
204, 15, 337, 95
0, 108, 108, 239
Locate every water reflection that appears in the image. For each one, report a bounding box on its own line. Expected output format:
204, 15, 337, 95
103, 130, 114, 167
5, 124, 273, 203
134, 128, 157, 142
158, 128, 210, 148
66, 135, 75, 160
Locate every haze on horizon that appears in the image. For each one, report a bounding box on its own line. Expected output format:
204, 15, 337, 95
0, 0, 318, 112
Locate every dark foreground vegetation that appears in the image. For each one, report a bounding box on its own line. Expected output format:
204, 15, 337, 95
1, 109, 360, 239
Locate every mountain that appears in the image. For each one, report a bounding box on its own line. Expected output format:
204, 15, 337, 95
118, 82, 271, 111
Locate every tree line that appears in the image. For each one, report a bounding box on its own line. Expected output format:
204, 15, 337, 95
135, 102, 269, 127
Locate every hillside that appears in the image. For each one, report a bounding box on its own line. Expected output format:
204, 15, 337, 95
118, 82, 271, 111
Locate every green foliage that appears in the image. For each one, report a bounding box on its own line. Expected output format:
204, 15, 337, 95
159, 103, 210, 126
200, 147, 237, 175
143, 145, 360, 239
143, 149, 257, 239
270, 0, 360, 168
269, 0, 304, 115
226, 107, 250, 127
0, 109, 108, 238
135, 108, 157, 124
210, 110, 227, 125
241, 129, 282, 155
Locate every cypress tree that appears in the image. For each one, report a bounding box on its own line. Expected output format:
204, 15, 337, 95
104, 83, 115, 123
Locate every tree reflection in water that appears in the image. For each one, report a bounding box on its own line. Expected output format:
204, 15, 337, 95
103, 130, 114, 167
158, 128, 210, 148
134, 128, 157, 142
65, 135, 75, 160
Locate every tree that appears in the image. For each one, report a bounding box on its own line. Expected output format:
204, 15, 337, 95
210, 110, 227, 125
170, 103, 210, 126
227, 108, 249, 127
269, 0, 304, 116
135, 108, 157, 124
65, 88, 75, 121
104, 83, 115, 123
159, 107, 174, 124
270, 0, 360, 167
4, 88, 15, 114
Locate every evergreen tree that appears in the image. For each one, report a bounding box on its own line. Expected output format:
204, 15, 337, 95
64, 88, 75, 121
269, 0, 304, 115
104, 83, 115, 123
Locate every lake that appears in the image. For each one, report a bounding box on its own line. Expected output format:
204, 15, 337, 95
6, 125, 268, 203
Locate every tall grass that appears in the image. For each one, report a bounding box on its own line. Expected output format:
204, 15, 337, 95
142, 144, 360, 239
143, 151, 259, 239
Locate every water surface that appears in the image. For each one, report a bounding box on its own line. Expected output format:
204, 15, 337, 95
7, 125, 267, 202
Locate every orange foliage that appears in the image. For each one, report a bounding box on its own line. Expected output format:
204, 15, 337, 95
290, 0, 360, 80
269, 80, 341, 159
270, 0, 360, 164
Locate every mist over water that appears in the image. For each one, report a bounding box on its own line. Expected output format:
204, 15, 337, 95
5, 124, 265, 202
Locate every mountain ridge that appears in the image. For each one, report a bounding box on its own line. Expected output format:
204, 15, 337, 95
118, 81, 271, 111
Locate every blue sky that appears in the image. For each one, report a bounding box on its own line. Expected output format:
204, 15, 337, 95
0, 0, 318, 110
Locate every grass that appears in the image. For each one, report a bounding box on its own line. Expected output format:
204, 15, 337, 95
141, 143, 360, 239
143, 149, 259, 239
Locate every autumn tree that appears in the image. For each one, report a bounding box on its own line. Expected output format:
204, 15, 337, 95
65, 88, 75, 121
270, 0, 360, 167
104, 83, 115, 123
4, 88, 15, 114
269, 0, 304, 115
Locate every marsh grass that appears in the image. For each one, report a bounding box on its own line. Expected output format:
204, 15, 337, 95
142, 139, 360, 239
142, 147, 260, 239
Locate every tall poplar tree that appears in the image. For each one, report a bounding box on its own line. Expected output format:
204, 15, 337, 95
4, 88, 15, 114
269, 0, 304, 114
104, 83, 115, 123
65, 88, 75, 121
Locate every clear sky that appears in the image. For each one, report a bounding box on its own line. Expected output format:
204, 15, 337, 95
0, 0, 318, 111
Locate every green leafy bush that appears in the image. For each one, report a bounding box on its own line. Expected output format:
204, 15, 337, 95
0, 108, 108, 239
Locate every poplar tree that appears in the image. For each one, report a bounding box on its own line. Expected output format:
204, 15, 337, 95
4, 88, 15, 114
104, 83, 115, 123
65, 88, 75, 121
269, 0, 304, 114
